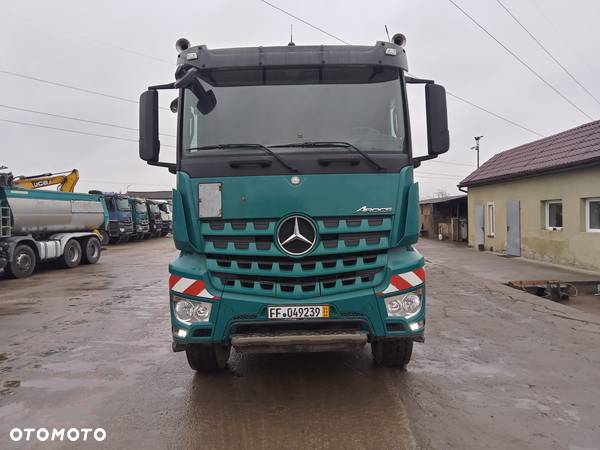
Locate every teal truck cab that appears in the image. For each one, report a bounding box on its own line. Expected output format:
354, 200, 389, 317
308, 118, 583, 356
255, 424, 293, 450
129, 197, 150, 240
138, 35, 449, 372
146, 199, 163, 238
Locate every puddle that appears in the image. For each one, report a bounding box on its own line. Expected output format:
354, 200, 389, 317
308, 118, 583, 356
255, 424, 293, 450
508, 280, 600, 317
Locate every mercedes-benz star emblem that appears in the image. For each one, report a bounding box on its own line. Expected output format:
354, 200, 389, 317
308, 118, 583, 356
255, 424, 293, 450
277, 216, 317, 256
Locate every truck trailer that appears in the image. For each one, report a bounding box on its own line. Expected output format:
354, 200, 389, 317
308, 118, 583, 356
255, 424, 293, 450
138, 34, 449, 371
0, 172, 107, 278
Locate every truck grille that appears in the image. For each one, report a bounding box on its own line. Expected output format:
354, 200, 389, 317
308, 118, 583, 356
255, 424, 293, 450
202, 216, 392, 298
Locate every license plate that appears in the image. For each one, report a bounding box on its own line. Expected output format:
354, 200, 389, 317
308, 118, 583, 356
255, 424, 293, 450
267, 305, 330, 320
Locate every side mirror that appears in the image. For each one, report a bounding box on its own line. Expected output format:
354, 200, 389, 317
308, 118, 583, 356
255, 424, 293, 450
139, 90, 160, 163
425, 84, 449, 156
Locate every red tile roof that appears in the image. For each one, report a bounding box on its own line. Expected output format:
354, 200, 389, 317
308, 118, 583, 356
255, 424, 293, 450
459, 120, 600, 187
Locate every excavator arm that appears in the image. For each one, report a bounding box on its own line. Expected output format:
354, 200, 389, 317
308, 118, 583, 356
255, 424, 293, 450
12, 169, 80, 192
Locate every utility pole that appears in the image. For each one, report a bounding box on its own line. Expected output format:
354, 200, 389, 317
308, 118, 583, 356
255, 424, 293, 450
471, 136, 484, 168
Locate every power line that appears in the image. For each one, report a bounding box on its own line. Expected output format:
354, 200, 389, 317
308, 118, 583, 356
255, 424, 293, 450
494, 0, 600, 108
0, 69, 171, 111
446, 0, 592, 120
446, 91, 543, 137
0, 118, 175, 148
260, 1, 351, 45
5, 6, 174, 66
259, 0, 546, 138
0, 104, 175, 138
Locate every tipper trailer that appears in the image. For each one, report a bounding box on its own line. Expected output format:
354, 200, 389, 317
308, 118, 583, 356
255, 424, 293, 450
138, 34, 449, 371
0, 172, 107, 278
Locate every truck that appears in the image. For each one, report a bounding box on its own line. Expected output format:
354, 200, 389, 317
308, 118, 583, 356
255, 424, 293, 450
91, 191, 134, 244
146, 199, 163, 238
138, 34, 449, 372
156, 200, 172, 236
129, 197, 150, 240
0, 171, 106, 278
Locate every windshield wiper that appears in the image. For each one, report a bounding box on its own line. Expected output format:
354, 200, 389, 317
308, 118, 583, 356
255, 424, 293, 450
186, 144, 297, 172
269, 141, 384, 171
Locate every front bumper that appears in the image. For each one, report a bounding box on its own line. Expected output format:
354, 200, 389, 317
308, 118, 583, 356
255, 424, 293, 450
169, 279, 426, 350
169, 246, 426, 351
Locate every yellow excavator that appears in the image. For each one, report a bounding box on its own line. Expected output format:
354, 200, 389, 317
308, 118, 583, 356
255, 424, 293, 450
12, 169, 80, 192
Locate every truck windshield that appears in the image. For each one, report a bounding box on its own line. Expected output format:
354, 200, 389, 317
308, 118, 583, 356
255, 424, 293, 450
182, 68, 405, 155
135, 202, 146, 213
116, 198, 131, 211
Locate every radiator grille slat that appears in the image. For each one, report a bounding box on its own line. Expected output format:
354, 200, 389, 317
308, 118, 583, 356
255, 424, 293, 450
201, 215, 392, 298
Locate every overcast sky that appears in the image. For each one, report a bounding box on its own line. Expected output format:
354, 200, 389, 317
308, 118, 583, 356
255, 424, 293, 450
2, 0, 599, 198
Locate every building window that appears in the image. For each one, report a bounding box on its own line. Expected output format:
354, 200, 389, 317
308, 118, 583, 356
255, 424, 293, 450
486, 202, 495, 237
545, 200, 563, 230
587, 198, 600, 232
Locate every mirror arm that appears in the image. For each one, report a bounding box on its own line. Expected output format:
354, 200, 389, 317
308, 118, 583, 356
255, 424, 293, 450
405, 76, 434, 85
412, 154, 438, 168
148, 161, 176, 174
148, 82, 176, 90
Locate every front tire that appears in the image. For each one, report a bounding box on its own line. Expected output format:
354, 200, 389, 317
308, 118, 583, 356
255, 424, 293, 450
185, 344, 231, 372
371, 338, 413, 368
61, 239, 82, 268
99, 230, 110, 246
82, 237, 101, 264
5, 244, 36, 279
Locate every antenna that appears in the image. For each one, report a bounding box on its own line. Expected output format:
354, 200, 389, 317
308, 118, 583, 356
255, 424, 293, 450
384, 25, 391, 42
288, 24, 295, 46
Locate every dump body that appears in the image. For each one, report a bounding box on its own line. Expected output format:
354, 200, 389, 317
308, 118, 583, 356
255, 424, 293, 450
2, 187, 107, 235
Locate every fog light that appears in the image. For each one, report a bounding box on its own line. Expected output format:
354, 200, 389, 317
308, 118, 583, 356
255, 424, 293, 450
175, 328, 188, 338
384, 290, 422, 318
409, 321, 424, 331
173, 296, 212, 324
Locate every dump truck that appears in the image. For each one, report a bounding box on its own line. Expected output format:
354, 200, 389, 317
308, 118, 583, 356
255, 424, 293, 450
0, 172, 107, 278
129, 197, 150, 240
90, 191, 134, 244
146, 199, 163, 238
156, 200, 172, 236
138, 34, 449, 371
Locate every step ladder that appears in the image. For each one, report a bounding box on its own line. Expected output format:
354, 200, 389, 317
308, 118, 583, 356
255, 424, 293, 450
0, 204, 11, 237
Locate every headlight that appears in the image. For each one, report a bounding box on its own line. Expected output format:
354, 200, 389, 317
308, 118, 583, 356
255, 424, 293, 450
173, 297, 212, 324
384, 290, 422, 318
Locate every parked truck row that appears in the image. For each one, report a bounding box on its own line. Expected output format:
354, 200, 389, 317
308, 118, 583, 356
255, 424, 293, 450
0, 171, 172, 279
93, 192, 172, 245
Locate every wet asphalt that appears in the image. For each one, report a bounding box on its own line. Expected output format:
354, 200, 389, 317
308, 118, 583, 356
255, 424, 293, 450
1, 238, 599, 449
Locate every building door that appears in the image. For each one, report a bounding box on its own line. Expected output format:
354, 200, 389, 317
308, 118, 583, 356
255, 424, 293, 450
474, 204, 484, 250
506, 200, 521, 256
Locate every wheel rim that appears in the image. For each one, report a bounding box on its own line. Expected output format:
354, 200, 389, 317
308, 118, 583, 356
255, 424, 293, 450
68, 245, 80, 262
15, 252, 32, 272
88, 242, 99, 258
